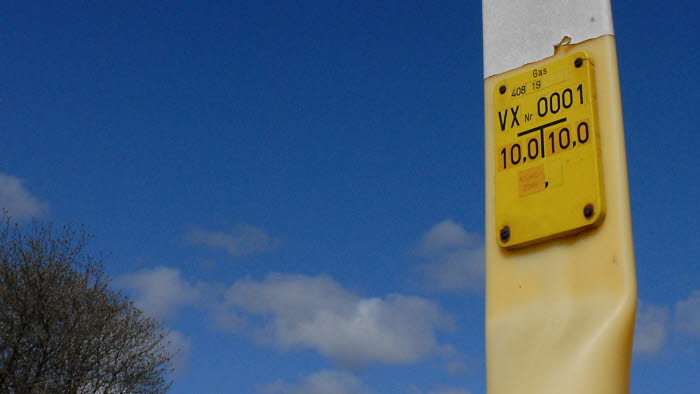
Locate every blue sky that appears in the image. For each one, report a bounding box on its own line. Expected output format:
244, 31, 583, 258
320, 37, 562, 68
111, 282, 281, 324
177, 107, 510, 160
1, 1, 699, 393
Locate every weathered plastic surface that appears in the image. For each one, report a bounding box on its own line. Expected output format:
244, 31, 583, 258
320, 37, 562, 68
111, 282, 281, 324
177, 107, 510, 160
484, 35, 637, 394
482, 0, 614, 78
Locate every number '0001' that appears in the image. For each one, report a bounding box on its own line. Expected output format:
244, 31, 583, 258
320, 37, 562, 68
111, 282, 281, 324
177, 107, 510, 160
537, 84, 584, 117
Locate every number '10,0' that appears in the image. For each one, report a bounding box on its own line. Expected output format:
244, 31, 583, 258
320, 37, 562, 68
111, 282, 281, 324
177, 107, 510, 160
548, 121, 589, 152
499, 121, 590, 170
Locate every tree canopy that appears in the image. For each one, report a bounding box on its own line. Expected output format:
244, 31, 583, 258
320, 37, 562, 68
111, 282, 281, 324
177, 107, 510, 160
0, 217, 174, 393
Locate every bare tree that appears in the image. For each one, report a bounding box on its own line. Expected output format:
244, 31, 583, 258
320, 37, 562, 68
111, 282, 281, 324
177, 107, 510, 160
0, 216, 174, 393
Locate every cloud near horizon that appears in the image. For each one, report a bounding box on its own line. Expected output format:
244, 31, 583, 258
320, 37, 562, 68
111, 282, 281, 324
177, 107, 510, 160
222, 273, 453, 367
416, 220, 484, 293
675, 290, 700, 338
0, 173, 47, 220
165, 330, 193, 376
258, 370, 473, 394
185, 224, 280, 257
258, 370, 373, 394
633, 291, 700, 358
115, 267, 455, 369
633, 301, 670, 357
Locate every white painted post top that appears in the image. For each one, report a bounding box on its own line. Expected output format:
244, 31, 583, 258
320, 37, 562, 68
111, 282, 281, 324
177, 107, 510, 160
482, 0, 615, 78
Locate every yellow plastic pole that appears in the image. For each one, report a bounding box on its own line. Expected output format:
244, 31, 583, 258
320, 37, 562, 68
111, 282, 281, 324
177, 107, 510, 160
484, 26, 637, 394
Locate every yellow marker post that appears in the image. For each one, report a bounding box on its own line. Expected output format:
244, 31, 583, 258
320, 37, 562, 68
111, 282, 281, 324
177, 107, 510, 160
483, 1, 636, 393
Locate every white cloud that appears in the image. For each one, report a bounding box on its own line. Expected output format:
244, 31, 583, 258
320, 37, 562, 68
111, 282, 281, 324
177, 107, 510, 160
418, 220, 474, 254
165, 330, 192, 376
185, 224, 279, 257
416, 220, 484, 292
0, 173, 46, 219
223, 273, 452, 367
632, 292, 700, 358
445, 360, 468, 375
115, 267, 199, 321
675, 290, 700, 338
633, 301, 670, 357
421, 248, 484, 292
258, 370, 372, 394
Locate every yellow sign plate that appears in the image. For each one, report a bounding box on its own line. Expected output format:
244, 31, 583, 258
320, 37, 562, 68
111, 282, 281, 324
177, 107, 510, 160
494, 52, 605, 248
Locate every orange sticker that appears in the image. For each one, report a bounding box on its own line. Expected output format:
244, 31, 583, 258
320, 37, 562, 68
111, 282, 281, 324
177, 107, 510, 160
519, 165, 546, 196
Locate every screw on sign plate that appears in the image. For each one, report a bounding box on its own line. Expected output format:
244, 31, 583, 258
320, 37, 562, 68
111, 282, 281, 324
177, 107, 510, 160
574, 57, 583, 68
500, 226, 510, 242
583, 204, 594, 219
499, 85, 506, 94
